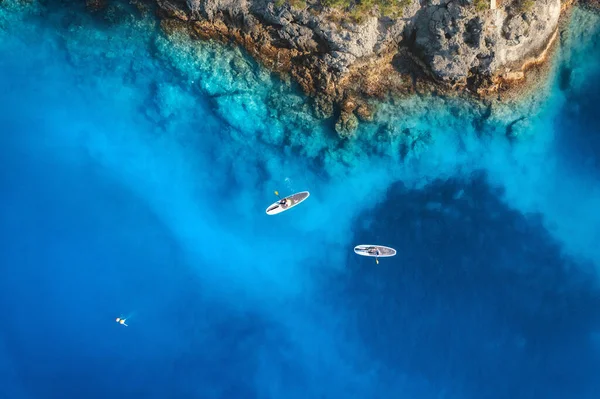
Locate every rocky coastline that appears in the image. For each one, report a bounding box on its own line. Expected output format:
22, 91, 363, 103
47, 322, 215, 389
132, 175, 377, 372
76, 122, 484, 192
85, 0, 596, 136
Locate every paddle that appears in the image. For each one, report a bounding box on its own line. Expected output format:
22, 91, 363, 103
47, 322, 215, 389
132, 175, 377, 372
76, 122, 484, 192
368, 246, 380, 264
273, 190, 286, 208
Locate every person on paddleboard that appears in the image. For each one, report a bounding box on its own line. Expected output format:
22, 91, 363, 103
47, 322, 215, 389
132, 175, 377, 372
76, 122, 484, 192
367, 247, 381, 256
279, 197, 291, 208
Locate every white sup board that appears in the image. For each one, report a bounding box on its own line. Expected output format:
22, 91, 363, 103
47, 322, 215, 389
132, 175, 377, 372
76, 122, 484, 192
354, 245, 397, 257
266, 191, 310, 215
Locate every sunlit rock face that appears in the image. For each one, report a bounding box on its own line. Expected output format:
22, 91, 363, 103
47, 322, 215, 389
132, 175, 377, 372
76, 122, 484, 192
153, 0, 564, 110
412, 0, 561, 83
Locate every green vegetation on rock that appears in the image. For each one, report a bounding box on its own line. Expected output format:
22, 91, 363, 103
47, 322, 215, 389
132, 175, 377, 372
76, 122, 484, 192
274, 0, 307, 9
352, 0, 413, 21
516, 0, 535, 13
276, 0, 412, 21
321, 0, 349, 6
473, 0, 488, 12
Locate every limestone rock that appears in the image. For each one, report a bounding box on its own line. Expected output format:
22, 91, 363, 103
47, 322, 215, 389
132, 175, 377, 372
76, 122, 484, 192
356, 102, 374, 122
411, 0, 561, 84
148, 0, 569, 126
335, 110, 359, 138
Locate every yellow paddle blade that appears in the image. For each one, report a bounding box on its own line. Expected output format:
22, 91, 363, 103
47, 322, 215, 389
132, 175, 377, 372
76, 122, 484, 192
376, 258, 379, 265
274, 191, 279, 196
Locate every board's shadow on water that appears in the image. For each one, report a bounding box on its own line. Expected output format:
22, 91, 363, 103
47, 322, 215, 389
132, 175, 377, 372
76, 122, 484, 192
336, 173, 600, 399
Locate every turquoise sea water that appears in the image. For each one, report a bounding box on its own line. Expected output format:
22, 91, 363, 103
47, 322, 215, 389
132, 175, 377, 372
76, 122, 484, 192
0, 1, 599, 398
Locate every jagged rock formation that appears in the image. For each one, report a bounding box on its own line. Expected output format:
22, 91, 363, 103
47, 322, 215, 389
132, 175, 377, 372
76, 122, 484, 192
412, 0, 560, 85
122, 0, 569, 137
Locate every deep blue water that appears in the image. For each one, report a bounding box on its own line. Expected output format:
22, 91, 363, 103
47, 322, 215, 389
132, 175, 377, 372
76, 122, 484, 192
1, 1, 600, 398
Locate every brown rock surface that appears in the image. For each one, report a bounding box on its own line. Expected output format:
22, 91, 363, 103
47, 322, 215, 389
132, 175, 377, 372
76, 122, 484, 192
146, 0, 576, 128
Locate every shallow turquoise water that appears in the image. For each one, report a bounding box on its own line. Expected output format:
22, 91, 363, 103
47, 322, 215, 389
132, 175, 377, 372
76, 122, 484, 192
0, 1, 599, 398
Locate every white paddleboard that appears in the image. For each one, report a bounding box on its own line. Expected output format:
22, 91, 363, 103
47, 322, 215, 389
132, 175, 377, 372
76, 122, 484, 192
266, 191, 310, 215
354, 245, 397, 257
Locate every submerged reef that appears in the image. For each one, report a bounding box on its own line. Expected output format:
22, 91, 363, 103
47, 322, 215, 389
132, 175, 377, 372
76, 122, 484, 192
95, 0, 593, 136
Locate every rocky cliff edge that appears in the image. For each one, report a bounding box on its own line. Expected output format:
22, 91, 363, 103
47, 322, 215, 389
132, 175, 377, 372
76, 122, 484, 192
112, 0, 578, 136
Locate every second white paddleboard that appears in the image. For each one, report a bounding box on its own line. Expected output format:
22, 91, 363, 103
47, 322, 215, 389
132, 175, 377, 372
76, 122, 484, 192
354, 244, 397, 257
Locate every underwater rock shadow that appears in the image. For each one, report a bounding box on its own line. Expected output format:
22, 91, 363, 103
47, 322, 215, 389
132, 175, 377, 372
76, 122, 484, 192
555, 64, 600, 177
334, 173, 600, 399
553, 14, 600, 177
